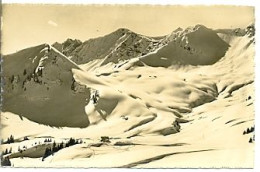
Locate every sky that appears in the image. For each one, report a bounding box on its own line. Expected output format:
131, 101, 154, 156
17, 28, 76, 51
2, 4, 254, 54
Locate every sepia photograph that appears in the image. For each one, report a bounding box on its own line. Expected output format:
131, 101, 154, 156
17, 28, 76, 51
0, 2, 256, 169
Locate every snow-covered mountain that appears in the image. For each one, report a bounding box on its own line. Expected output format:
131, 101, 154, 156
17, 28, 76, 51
1, 24, 255, 168
53, 28, 164, 67
53, 25, 230, 68
139, 25, 229, 67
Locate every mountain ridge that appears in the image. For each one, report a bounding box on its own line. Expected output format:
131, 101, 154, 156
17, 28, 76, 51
2, 24, 254, 127
2, 44, 91, 127
48, 24, 235, 68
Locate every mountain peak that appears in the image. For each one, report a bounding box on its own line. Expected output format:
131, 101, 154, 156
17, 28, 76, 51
183, 24, 209, 34
173, 27, 183, 33
114, 28, 131, 34
245, 23, 255, 37
63, 38, 82, 45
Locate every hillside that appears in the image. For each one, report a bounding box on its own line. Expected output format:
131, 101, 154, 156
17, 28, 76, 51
135, 25, 229, 67
1, 24, 255, 168
2, 44, 90, 127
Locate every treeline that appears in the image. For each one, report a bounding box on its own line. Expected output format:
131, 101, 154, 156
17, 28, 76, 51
44, 138, 52, 143
1, 135, 31, 145
1, 135, 15, 144
42, 141, 64, 161
243, 125, 255, 143
42, 138, 83, 161
1, 156, 11, 166
243, 126, 255, 135
2, 147, 12, 156
1, 136, 30, 156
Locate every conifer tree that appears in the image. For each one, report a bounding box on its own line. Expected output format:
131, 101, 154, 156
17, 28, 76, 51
4, 149, 8, 155
23, 69, 27, 75
246, 128, 250, 134
1, 157, 11, 166
9, 147, 12, 154
9, 135, 14, 143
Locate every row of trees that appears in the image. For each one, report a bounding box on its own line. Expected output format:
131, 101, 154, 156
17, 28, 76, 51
65, 138, 83, 147
42, 141, 65, 161
2, 147, 12, 156
2, 137, 30, 156
44, 138, 52, 143
42, 138, 82, 161
243, 126, 255, 135
1, 136, 12, 166
242, 126, 255, 143
2, 135, 15, 144
2, 135, 31, 145
1, 156, 11, 166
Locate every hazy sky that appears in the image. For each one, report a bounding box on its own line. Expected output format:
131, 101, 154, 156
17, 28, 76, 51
2, 4, 254, 54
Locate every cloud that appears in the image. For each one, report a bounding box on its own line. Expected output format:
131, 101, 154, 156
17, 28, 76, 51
48, 20, 58, 27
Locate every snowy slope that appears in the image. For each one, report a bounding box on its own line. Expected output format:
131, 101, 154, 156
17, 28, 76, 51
138, 25, 229, 67
1, 24, 255, 168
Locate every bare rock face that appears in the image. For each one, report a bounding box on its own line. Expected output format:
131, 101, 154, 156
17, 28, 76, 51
52, 39, 82, 57
2, 44, 90, 127
54, 28, 164, 67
